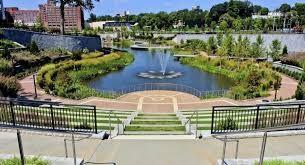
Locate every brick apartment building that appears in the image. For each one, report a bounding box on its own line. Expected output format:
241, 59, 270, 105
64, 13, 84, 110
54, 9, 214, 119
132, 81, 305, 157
5, 7, 39, 26
39, 0, 84, 31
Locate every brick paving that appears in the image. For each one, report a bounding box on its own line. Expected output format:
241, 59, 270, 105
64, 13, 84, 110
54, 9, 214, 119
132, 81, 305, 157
18, 74, 298, 113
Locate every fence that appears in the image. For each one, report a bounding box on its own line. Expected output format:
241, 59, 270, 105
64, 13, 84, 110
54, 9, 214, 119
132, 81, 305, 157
211, 103, 305, 134
91, 83, 229, 99
0, 98, 98, 133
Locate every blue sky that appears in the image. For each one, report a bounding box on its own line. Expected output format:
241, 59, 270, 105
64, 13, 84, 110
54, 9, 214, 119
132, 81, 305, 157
3, 0, 305, 19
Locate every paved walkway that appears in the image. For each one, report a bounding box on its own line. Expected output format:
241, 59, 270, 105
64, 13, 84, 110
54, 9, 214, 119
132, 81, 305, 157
18, 74, 298, 113
1, 131, 305, 165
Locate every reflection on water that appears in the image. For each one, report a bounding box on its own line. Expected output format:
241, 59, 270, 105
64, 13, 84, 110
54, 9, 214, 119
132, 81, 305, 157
88, 45, 234, 91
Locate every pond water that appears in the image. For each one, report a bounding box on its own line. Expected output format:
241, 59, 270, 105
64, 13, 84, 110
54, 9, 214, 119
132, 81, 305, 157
87, 47, 234, 92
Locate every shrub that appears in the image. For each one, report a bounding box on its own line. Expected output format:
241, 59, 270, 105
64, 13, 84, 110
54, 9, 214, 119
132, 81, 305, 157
0, 59, 13, 75
1, 46, 11, 60
29, 41, 40, 54
71, 51, 82, 61
295, 83, 305, 100
216, 117, 238, 130
0, 156, 50, 165
0, 75, 21, 97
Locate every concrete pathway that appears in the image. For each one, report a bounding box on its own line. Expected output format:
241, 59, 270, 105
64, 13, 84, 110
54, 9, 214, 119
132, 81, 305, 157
18, 74, 298, 113
1, 131, 305, 165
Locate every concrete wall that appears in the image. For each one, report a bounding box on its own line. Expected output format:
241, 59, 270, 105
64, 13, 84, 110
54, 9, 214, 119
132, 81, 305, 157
1, 28, 102, 52
173, 34, 305, 53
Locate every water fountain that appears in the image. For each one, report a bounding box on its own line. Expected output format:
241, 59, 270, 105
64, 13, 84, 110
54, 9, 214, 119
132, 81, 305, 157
137, 50, 182, 79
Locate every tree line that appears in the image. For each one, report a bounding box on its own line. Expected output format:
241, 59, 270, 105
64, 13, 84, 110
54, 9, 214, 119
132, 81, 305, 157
88, 0, 305, 32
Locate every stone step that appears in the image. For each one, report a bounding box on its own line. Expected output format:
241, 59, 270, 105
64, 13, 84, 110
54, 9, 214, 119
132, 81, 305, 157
123, 131, 186, 135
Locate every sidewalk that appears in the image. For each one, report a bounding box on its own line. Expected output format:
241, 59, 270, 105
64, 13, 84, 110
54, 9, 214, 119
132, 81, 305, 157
1, 131, 305, 165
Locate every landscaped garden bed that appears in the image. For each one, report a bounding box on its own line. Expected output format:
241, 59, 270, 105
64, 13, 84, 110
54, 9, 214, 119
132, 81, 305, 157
37, 50, 134, 99
0, 39, 21, 49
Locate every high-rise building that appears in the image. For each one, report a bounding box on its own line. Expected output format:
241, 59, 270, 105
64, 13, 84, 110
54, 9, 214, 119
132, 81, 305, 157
0, 0, 5, 20
39, 0, 84, 31
5, 7, 39, 26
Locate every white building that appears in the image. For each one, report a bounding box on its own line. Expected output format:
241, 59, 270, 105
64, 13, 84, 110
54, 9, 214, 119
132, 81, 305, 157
252, 12, 283, 19
88, 21, 137, 30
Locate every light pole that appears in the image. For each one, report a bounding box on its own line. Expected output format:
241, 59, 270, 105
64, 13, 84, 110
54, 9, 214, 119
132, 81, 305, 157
33, 73, 38, 99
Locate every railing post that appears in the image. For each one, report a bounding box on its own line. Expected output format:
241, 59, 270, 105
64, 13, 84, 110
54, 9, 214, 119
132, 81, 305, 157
17, 130, 25, 165
9, 101, 16, 126
109, 111, 112, 138
64, 139, 68, 158
94, 106, 97, 134
259, 132, 268, 165
235, 140, 239, 159
211, 107, 215, 134
296, 104, 301, 124
196, 111, 198, 138
50, 104, 55, 130
71, 133, 77, 165
221, 135, 227, 165
255, 106, 260, 129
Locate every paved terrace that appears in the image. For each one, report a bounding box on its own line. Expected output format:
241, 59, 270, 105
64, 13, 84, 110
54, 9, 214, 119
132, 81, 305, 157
1, 131, 305, 165
19, 74, 298, 113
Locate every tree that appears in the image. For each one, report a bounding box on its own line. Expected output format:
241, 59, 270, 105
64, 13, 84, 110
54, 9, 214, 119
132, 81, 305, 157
273, 75, 282, 100
222, 33, 234, 56
269, 39, 282, 61
251, 35, 265, 58
279, 4, 291, 13
207, 36, 217, 55
216, 32, 223, 47
259, 7, 269, 15
54, 0, 100, 34
282, 45, 288, 55
232, 19, 243, 32
253, 18, 263, 31
219, 20, 228, 32
29, 41, 40, 55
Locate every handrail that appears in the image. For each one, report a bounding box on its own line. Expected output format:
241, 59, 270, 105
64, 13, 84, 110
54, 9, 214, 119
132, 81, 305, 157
184, 111, 196, 135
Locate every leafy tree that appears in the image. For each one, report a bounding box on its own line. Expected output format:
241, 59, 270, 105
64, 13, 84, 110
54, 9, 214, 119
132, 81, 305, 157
54, 0, 100, 34
29, 41, 40, 55
259, 7, 269, 15
273, 74, 282, 100
232, 19, 243, 31
216, 32, 223, 47
222, 33, 234, 56
269, 39, 282, 61
219, 20, 228, 32
251, 35, 265, 58
282, 45, 288, 55
253, 18, 263, 31
278, 4, 291, 13
207, 36, 217, 55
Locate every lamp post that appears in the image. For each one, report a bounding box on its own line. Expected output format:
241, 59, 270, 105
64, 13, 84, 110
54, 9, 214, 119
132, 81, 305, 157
33, 73, 38, 99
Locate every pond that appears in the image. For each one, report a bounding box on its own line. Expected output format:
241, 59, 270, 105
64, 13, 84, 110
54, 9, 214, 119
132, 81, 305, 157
87, 46, 234, 92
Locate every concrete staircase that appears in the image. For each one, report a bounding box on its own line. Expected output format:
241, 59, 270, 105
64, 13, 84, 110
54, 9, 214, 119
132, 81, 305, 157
124, 113, 186, 135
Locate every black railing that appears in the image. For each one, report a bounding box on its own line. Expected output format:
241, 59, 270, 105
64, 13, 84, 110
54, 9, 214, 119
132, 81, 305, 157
211, 103, 305, 134
0, 98, 98, 133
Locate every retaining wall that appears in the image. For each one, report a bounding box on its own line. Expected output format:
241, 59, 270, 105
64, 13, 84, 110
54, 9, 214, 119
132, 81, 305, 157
1, 28, 102, 51
173, 34, 305, 53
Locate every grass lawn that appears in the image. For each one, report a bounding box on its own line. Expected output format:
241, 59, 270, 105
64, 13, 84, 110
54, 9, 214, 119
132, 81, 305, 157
255, 160, 305, 165
0, 157, 50, 165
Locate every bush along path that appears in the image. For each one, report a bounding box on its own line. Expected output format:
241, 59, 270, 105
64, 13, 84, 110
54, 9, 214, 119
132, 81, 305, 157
124, 113, 186, 135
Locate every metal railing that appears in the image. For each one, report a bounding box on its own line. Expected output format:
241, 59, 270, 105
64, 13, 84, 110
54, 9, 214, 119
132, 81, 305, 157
91, 83, 229, 99
211, 103, 305, 134
183, 111, 198, 137
214, 123, 305, 165
0, 98, 98, 134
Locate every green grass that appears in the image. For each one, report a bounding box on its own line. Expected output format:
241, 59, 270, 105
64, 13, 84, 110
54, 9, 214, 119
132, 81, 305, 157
255, 160, 305, 165
0, 157, 50, 165
131, 120, 181, 125
125, 125, 185, 132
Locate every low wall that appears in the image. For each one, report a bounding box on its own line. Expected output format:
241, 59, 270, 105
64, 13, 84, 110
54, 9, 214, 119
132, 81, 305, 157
1, 28, 102, 52
173, 34, 305, 53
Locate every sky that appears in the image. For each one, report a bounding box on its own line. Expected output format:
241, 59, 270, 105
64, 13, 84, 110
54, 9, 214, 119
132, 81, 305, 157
3, 0, 305, 19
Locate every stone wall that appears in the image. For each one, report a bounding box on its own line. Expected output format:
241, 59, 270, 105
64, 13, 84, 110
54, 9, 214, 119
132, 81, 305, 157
173, 34, 305, 53
1, 29, 102, 51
